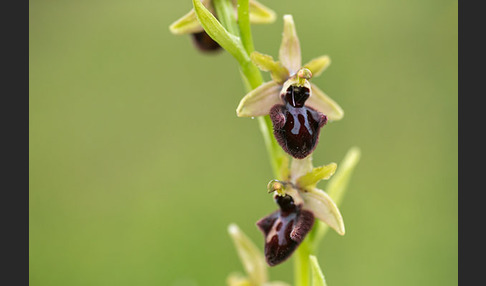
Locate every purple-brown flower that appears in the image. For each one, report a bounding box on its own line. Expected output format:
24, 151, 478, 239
256, 158, 345, 266
236, 15, 344, 158
257, 192, 314, 266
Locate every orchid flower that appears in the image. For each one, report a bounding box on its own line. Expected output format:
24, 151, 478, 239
236, 15, 344, 158
169, 0, 275, 52
257, 157, 345, 266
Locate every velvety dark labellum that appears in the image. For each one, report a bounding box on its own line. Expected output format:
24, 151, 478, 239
256, 194, 315, 266
284, 85, 309, 108
191, 31, 222, 52
270, 86, 328, 159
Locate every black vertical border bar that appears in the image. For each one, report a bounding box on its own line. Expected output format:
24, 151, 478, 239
2, 0, 29, 285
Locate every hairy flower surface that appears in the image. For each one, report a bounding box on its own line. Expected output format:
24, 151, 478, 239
237, 15, 344, 158
169, 0, 275, 52
257, 157, 345, 266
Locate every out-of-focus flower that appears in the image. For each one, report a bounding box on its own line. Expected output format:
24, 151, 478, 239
257, 157, 345, 266
169, 0, 275, 52
236, 15, 344, 158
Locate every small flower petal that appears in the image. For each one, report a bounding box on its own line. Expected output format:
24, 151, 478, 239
249, 0, 277, 24
301, 187, 345, 235
303, 55, 331, 78
251, 51, 289, 84
279, 15, 302, 75
228, 224, 268, 285
307, 83, 344, 121
169, 9, 205, 35
296, 162, 337, 188
236, 81, 282, 117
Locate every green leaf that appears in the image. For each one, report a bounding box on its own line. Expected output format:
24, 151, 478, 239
192, 0, 249, 64
309, 255, 328, 286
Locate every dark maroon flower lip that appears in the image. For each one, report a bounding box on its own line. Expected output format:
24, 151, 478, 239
191, 31, 222, 52
256, 194, 315, 266
270, 85, 328, 159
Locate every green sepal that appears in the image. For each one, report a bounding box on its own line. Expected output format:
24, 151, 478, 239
301, 187, 345, 235
279, 15, 302, 74
307, 83, 344, 121
308, 147, 361, 248
236, 81, 281, 117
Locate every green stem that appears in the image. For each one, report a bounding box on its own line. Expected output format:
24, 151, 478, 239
213, 0, 239, 36
295, 239, 311, 286
213, 0, 284, 179
237, 0, 255, 54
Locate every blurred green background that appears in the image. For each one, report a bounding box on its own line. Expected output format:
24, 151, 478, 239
29, 0, 458, 285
